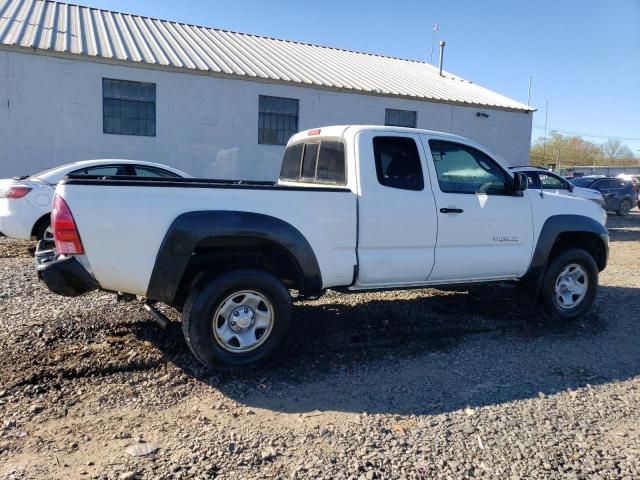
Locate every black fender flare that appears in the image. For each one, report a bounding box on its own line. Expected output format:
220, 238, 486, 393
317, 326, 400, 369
146, 211, 322, 304
516, 214, 609, 310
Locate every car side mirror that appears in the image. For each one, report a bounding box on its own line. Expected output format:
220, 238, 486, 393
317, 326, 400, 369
567, 182, 574, 192
512, 172, 528, 193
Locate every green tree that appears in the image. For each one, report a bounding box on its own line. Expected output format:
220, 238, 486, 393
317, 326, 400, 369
530, 132, 637, 167
530, 131, 601, 167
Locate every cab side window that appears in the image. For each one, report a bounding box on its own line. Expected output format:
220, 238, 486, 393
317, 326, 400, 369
429, 141, 507, 195
373, 136, 423, 191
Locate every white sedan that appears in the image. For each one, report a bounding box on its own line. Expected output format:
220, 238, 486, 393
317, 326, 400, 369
0, 159, 191, 241
510, 166, 604, 206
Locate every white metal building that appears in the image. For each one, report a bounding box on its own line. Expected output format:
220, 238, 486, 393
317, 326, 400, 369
0, 0, 534, 180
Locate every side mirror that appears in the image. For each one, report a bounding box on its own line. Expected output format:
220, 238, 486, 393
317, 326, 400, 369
512, 172, 528, 193
567, 182, 575, 192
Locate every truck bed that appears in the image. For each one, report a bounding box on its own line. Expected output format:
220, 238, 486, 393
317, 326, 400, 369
57, 175, 357, 297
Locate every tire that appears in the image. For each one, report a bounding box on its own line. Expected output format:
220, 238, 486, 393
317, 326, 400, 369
540, 248, 598, 320
182, 268, 291, 369
34, 218, 54, 241
616, 199, 631, 216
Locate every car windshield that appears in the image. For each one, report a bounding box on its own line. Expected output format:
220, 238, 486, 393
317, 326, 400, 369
568, 177, 595, 187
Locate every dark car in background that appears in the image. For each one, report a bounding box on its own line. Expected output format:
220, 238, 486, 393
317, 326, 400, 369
617, 173, 640, 195
569, 176, 637, 216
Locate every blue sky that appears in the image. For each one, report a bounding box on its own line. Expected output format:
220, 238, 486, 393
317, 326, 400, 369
84, 0, 640, 154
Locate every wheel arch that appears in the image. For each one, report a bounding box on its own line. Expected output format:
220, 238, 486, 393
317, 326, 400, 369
146, 211, 322, 306
31, 212, 51, 239
516, 215, 608, 310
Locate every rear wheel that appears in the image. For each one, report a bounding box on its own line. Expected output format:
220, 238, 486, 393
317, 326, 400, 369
617, 199, 631, 216
182, 269, 291, 369
540, 248, 598, 320
34, 219, 54, 242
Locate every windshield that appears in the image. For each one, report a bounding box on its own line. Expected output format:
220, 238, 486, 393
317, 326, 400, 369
568, 177, 594, 188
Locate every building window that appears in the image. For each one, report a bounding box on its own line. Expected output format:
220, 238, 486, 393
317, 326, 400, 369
385, 108, 417, 128
103, 78, 156, 136
258, 95, 299, 145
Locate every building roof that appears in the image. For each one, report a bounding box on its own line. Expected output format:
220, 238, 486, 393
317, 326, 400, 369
0, 0, 534, 112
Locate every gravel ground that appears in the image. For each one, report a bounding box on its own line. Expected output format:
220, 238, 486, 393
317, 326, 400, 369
1, 212, 639, 479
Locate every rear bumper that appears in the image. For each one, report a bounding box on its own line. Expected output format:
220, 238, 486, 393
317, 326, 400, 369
35, 241, 98, 297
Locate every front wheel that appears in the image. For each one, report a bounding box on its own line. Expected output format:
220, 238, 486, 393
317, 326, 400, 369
540, 248, 598, 320
182, 269, 291, 369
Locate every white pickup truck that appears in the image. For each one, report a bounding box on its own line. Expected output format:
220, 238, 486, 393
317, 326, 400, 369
36, 126, 609, 368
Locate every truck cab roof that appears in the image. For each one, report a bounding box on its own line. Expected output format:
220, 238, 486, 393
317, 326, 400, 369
290, 125, 485, 150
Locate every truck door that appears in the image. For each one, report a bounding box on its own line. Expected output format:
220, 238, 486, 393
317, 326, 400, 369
422, 137, 534, 282
354, 131, 438, 287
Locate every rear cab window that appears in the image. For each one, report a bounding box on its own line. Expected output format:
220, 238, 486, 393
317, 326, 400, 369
279, 139, 347, 186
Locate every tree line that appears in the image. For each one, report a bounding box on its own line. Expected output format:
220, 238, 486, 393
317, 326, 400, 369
530, 132, 638, 167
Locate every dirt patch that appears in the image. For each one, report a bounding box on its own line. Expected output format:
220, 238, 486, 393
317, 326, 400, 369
0, 237, 35, 258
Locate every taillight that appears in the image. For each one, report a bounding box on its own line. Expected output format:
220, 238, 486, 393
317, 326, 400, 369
2, 185, 32, 198
52, 194, 84, 255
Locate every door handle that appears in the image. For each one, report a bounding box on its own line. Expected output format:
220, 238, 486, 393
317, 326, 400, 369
440, 207, 464, 214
